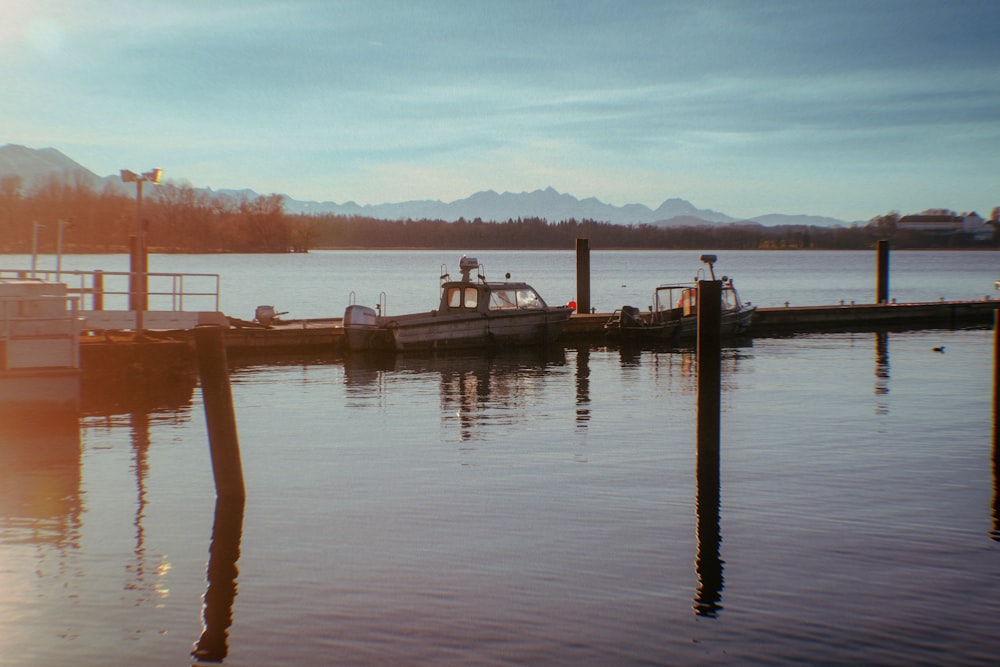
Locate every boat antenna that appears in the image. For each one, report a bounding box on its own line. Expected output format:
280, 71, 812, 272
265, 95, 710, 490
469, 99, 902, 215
699, 254, 717, 280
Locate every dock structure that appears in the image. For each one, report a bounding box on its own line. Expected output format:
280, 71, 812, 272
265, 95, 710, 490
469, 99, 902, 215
560, 299, 1000, 341
63, 296, 999, 413
73, 297, 1000, 367
1, 278, 81, 414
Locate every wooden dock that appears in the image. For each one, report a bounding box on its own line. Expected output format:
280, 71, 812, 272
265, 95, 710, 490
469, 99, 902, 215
76, 299, 999, 385
559, 299, 1000, 340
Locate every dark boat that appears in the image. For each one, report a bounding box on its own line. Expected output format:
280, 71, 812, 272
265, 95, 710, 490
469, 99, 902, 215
343, 256, 573, 353
604, 254, 755, 344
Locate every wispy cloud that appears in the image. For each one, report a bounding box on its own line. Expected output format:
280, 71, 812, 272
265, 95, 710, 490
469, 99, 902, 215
3, 0, 998, 219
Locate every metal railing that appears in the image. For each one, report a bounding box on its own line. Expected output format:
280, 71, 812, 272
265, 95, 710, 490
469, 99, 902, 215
0, 269, 221, 313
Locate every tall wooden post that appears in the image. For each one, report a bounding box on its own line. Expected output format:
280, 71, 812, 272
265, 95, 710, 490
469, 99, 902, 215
129, 236, 145, 337
697, 280, 722, 454
876, 239, 890, 304
194, 326, 245, 500
695, 278, 723, 615
129, 236, 139, 311
992, 310, 999, 541
576, 238, 591, 314
92, 270, 104, 311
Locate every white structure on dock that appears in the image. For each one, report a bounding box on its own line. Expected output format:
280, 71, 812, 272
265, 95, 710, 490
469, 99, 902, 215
0, 278, 81, 412
0, 268, 228, 332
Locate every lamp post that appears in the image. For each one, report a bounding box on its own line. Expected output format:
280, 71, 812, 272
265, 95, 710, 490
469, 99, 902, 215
56, 219, 70, 282
31, 221, 44, 278
120, 168, 162, 337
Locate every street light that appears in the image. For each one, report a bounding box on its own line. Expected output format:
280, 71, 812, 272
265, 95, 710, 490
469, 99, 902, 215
121, 168, 162, 337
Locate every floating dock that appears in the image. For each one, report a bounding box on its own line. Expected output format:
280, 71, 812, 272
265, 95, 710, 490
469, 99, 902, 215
76, 298, 1000, 367
559, 298, 1000, 341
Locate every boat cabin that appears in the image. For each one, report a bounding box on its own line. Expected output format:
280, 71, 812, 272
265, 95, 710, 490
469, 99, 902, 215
668, 282, 744, 317
435, 255, 549, 316
438, 281, 547, 315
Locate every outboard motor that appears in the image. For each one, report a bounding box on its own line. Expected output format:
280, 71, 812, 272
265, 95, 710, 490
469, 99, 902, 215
343, 304, 378, 328
621, 305, 642, 325
254, 305, 287, 326
343, 304, 380, 352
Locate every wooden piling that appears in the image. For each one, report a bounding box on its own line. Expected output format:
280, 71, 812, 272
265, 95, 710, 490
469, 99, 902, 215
697, 280, 722, 455
995, 310, 999, 422
92, 269, 104, 311
695, 278, 723, 615
194, 326, 246, 500
576, 238, 591, 315
129, 236, 139, 312
877, 240, 890, 304
993, 310, 999, 540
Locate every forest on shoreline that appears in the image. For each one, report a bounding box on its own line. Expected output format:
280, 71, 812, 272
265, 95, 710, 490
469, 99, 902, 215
1, 177, 995, 254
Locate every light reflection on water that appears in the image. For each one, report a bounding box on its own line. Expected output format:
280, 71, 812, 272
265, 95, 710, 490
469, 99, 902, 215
1, 327, 998, 666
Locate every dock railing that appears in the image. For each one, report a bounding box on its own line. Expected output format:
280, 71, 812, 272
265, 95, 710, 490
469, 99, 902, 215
0, 269, 221, 314
0, 293, 81, 372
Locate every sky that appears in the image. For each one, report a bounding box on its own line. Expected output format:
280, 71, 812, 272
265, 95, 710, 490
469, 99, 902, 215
2, 0, 999, 222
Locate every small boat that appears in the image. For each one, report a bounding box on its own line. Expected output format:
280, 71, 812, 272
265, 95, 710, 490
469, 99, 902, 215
604, 254, 756, 344
343, 256, 573, 353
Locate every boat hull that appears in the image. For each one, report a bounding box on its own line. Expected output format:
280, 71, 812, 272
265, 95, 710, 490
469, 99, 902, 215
675, 306, 756, 340
347, 308, 571, 353
344, 261, 572, 353
386, 309, 570, 352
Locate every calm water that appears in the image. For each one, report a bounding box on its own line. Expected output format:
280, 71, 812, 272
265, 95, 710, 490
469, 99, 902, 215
7, 248, 998, 318
1, 250, 998, 666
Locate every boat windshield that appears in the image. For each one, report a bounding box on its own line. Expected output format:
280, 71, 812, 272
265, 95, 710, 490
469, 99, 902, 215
722, 287, 741, 311
489, 288, 544, 310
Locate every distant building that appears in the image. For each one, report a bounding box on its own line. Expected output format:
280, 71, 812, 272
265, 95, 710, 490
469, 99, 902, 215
897, 211, 993, 242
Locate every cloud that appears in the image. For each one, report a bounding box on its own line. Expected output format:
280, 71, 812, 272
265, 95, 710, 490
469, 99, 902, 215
2, 0, 998, 219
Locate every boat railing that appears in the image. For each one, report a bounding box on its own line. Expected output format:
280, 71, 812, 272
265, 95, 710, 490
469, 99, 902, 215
0, 268, 220, 313
0, 293, 81, 371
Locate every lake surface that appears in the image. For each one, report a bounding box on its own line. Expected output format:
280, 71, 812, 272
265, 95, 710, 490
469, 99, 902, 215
1, 250, 998, 666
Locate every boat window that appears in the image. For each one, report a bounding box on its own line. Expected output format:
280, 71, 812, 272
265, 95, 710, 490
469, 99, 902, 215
464, 287, 479, 309
490, 289, 518, 310
516, 289, 543, 309
447, 286, 480, 310
447, 287, 463, 308
722, 289, 738, 310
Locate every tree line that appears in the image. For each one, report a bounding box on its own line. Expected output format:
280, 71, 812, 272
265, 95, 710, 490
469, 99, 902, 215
0, 176, 311, 253
0, 175, 994, 253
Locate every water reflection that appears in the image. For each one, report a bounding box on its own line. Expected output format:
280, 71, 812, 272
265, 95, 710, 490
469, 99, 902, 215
573, 345, 591, 430
694, 451, 723, 617
617, 343, 749, 396
126, 410, 154, 602
0, 408, 82, 550
693, 335, 724, 617
993, 333, 999, 541
80, 360, 197, 417
192, 496, 245, 664
874, 331, 890, 415
993, 414, 999, 541
344, 347, 567, 441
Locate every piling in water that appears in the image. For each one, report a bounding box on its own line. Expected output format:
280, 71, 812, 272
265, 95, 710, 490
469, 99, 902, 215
576, 238, 591, 315
194, 326, 246, 500
92, 269, 104, 310
877, 240, 890, 304
993, 311, 999, 541
695, 279, 723, 615
697, 280, 722, 455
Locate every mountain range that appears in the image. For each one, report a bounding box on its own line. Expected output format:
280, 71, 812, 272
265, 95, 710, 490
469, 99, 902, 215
0, 144, 853, 227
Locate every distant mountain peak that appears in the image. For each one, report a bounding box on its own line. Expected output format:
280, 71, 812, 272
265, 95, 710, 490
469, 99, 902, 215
0, 143, 103, 191
0, 144, 852, 227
